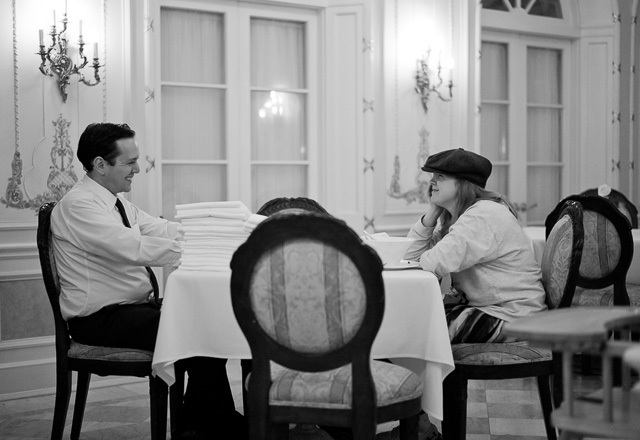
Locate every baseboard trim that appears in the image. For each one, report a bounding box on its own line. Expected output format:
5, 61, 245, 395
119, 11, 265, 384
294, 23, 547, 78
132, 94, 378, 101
0, 376, 146, 402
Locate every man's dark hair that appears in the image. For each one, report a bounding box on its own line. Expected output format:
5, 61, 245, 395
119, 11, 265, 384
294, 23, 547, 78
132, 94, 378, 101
77, 123, 136, 172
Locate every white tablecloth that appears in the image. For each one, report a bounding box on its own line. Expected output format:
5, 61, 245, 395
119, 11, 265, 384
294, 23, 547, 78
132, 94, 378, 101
152, 268, 454, 420
523, 226, 640, 284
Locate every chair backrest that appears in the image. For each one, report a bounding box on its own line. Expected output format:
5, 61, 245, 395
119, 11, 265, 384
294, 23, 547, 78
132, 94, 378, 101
230, 211, 384, 378
541, 200, 584, 309
545, 194, 633, 305
256, 197, 329, 217
36, 202, 72, 361
580, 187, 638, 229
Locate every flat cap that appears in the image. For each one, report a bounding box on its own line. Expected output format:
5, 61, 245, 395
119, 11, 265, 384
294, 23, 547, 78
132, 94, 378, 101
421, 148, 492, 188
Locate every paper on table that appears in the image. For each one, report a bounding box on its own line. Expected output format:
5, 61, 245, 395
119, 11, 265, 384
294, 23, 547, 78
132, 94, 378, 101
181, 218, 245, 227
175, 201, 248, 211
176, 210, 249, 220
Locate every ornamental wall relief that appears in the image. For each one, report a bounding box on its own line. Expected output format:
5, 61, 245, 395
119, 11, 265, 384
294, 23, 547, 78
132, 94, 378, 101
2, 114, 78, 210
387, 127, 432, 204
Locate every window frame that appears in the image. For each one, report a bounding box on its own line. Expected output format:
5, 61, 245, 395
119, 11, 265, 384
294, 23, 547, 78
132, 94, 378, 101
481, 30, 576, 224
147, 0, 320, 217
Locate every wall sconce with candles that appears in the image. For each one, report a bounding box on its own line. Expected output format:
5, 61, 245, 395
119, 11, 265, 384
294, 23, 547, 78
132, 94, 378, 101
414, 48, 453, 113
37, 8, 101, 103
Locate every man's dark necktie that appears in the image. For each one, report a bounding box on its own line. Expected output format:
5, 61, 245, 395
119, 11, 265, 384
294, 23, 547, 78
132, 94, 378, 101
114, 198, 160, 298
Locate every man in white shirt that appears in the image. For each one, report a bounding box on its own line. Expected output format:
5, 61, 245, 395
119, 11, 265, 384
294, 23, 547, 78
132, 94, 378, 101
51, 122, 245, 440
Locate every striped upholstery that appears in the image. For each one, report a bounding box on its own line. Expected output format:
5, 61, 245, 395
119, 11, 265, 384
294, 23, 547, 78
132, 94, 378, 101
263, 361, 423, 409
232, 212, 423, 437
571, 209, 627, 306
248, 238, 422, 410
452, 341, 552, 366
68, 342, 153, 362
573, 284, 640, 306
541, 214, 574, 309
250, 240, 366, 354
578, 210, 621, 280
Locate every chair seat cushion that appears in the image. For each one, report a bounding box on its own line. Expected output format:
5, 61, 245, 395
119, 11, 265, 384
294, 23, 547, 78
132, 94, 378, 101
257, 361, 422, 409
68, 341, 154, 362
452, 341, 552, 366
572, 284, 640, 306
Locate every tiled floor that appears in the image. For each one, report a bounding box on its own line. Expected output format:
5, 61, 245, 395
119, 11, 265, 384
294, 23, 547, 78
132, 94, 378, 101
0, 359, 602, 440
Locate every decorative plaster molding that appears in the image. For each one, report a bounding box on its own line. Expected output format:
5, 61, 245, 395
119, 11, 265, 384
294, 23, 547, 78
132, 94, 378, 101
363, 157, 374, 173
2, 0, 107, 211
362, 37, 372, 53
387, 127, 432, 204
2, 114, 78, 210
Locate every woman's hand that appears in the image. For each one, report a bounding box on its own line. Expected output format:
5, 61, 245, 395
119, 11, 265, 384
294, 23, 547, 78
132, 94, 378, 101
421, 187, 444, 227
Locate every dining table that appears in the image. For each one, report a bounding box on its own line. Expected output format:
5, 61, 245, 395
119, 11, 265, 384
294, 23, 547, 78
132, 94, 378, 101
523, 226, 640, 284
152, 266, 455, 421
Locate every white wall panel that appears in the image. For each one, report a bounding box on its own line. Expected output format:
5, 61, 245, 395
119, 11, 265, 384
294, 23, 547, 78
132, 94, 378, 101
324, 5, 365, 231
580, 37, 615, 190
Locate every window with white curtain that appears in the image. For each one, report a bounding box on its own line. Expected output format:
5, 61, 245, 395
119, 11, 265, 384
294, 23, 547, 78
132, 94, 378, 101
479, 0, 576, 225
157, 1, 317, 219
481, 34, 568, 225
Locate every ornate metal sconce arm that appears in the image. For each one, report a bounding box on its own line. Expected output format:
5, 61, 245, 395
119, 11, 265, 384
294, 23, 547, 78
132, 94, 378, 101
414, 49, 453, 114
36, 13, 101, 103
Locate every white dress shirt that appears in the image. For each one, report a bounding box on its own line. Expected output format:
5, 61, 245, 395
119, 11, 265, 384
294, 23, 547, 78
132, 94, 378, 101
51, 175, 182, 320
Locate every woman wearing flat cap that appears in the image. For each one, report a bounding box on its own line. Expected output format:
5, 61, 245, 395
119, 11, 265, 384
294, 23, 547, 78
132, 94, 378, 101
404, 148, 547, 344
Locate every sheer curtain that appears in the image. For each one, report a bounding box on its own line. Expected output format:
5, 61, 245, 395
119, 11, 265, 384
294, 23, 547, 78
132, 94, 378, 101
527, 47, 562, 223
481, 42, 509, 195
159, 11, 308, 214
160, 9, 226, 220
249, 18, 307, 210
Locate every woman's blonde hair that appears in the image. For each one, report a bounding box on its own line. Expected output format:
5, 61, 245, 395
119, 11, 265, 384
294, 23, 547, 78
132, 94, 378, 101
438, 179, 518, 234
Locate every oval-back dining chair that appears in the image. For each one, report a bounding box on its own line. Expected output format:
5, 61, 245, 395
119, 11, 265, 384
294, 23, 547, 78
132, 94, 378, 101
545, 194, 640, 388
442, 200, 584, 440
545, 194, 636, 307
37, 202, 169, 440
230, 213, 424, 440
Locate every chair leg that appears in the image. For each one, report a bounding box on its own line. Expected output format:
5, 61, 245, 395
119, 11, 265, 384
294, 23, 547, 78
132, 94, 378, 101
442, 371, 467, 440
352, 421, 377, 440
70, 371, 91, 440
241, 359, 252, 417
269, 422, 288, 440
552, 352, 564, 408
149, 375, 169, 440
169, 368, 185, 437
398, 414, 420, 440
51, 370, 73, 440
536, 375, 557, 440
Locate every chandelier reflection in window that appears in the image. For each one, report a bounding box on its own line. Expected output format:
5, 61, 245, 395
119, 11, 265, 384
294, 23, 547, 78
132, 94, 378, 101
258, 91, 285, 118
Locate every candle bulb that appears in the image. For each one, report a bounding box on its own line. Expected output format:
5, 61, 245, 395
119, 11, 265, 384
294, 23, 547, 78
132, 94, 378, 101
39, 29, 44, 46
53, 10, 56, 25
79, 20, 82, 36
93, 43, 98, 59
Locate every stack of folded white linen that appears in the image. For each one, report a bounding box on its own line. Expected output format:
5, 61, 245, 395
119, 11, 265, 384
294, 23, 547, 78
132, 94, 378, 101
175, 201, 265, 271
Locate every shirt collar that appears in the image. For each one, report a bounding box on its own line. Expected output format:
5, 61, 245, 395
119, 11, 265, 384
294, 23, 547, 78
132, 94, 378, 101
81, 174, 119, 209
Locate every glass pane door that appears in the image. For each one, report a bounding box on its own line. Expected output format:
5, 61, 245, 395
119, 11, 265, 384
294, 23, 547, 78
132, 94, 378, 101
160, 8, 227, 220
249, 18, 308, 210
481, 33, 568, 225
481, 41, 509, 196
526, 47, 563, 224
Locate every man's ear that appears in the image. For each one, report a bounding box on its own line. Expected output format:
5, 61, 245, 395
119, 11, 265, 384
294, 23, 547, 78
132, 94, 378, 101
92, 157, 107, 175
